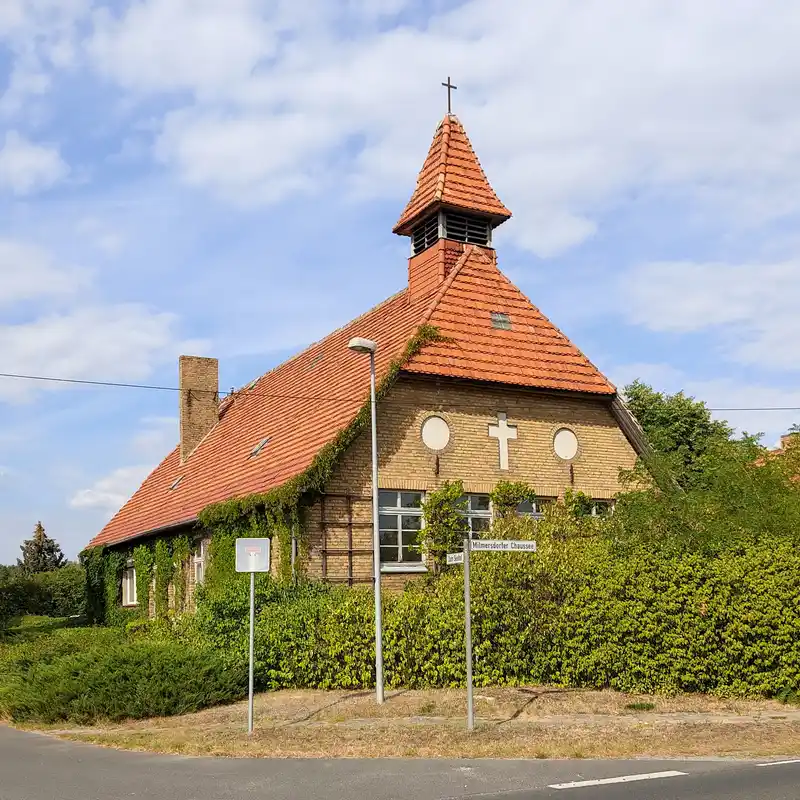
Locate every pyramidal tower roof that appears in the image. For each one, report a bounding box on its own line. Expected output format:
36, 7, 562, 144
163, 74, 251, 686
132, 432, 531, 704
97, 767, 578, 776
393, 113, 512, 235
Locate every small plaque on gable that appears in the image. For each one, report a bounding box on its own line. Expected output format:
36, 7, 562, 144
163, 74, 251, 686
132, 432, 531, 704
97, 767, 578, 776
235, 538, 271, 573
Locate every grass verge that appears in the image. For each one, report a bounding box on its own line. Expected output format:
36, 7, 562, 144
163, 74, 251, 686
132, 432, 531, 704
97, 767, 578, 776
44, 687, 800, 759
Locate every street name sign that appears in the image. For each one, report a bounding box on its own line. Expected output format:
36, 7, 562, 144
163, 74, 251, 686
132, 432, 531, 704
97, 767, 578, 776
471, 539, 537, 553
450, 536, 537, 733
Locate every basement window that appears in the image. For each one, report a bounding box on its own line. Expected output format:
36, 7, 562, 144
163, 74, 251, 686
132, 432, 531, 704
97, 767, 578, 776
411, 213, 440, 254
250, 437, 270, 458
491, 312, 512, 330
169, 476, 184, 491
443, 212, 491, 246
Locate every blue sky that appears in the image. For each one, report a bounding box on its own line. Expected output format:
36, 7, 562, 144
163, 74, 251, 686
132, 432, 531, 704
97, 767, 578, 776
1, 0, 799, 562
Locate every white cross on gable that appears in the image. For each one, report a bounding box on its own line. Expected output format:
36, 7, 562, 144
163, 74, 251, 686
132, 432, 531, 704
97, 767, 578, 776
488, 412, 517, 471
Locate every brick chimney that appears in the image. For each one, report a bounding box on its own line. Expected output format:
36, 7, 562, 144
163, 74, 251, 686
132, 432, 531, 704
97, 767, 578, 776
179, 355, 219, 463
408, 237, 464, 302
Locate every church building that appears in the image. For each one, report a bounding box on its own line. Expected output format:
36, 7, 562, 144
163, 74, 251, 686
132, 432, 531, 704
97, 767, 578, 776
87, 107, 646, 610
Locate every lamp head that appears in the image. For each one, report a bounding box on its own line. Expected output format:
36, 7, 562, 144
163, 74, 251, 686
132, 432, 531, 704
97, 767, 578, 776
347, 337, 377, 354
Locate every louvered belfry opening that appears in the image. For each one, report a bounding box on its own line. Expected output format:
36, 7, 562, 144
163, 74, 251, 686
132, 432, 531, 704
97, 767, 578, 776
412, 213, 440, 255
443, 211, 490, 246
411, 210, 492, 255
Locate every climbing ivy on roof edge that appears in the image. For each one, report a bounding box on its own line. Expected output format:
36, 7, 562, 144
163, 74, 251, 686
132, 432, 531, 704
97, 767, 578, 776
80, 324, 447, 612
198, 324, 447, 594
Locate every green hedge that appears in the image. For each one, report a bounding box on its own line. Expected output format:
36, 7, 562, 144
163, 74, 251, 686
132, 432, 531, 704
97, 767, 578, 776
0, 627, 245, 724
194, 524, 800, 698
0, 565, 85, 630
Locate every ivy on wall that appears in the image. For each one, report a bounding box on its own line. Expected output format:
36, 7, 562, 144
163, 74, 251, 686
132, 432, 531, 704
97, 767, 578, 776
172, 536, 190, 613
490, 480, 537, 518
81, 324, 447, 616
416, 480, 468, 573
198, 323, 446, 593
133, 544, 154, 616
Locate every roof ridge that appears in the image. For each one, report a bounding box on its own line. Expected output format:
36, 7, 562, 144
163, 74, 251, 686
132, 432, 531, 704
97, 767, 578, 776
434, 115, 451, 203
421, 244, 474, 325
241, 288, 409, 394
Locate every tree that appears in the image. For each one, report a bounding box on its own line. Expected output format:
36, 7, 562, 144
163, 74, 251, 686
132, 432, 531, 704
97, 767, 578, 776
623, 380, 739, 488
17, 522, 66, 575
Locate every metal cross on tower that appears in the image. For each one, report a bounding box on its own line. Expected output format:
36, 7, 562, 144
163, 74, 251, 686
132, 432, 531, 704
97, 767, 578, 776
442, 76, 457, 114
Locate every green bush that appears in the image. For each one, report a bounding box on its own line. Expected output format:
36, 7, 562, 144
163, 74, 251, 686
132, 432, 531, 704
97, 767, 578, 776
0, 638, 245, 724
190, 509, 800, 698
0, 565, 85, 630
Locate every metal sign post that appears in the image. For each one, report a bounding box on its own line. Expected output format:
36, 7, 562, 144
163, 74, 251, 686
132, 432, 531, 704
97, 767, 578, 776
447, 538, 537, 732
463, 537, 474, 731
235, 537, 271, 736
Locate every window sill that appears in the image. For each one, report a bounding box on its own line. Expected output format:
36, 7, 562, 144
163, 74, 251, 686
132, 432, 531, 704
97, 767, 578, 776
122, 603, 139, 609
380, 563, 428, 574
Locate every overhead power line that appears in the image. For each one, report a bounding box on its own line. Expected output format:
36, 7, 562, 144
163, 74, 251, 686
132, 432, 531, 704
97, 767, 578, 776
0, 371, 799, 413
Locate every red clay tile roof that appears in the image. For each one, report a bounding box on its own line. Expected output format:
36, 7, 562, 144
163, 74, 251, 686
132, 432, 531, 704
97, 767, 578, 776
393, 114, 512, 235
88, 245, 615, 550
408, 246, 615, 394
88, 291, 426, 549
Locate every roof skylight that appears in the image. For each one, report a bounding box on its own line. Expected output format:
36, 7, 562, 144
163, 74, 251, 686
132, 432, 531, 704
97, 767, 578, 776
249, 437, 270, 458
169, 476, 184, 490
491, 312, 512, 330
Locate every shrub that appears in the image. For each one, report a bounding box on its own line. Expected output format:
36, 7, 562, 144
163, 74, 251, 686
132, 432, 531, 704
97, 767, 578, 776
30, 564, 86, 618
0, 564, 85, 630
189, 512, 800, 699
0, 639, 245, 724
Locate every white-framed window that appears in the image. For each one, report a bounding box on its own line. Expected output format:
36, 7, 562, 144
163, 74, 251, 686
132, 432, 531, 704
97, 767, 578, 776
378, 490, 425, 571
516, 498, 556, 517
459, 493, 492, 538
122, 560, 137, 607
192, 539, 207, 585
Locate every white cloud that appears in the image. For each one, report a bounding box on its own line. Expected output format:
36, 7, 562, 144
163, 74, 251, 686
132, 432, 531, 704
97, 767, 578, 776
154, 110, 325, 202
81, 0, 800, 256
0, 305, 202, 402
88, 0, 278, 98
620, 260, 800, 370
131, 416, 177, 459
70, 416, 177, 513
0, 238, 89, 305
0, 131, 69, 195
70, 465, 151, 511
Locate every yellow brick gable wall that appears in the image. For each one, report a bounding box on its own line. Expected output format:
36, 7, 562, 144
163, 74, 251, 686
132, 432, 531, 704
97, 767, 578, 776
303, 375, 637, 587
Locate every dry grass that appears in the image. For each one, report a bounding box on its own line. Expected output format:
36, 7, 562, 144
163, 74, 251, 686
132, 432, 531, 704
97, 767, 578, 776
45, 687, 800, 759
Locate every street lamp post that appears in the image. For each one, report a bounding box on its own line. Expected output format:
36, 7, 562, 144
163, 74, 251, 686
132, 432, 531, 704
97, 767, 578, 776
347, 336, 384, 704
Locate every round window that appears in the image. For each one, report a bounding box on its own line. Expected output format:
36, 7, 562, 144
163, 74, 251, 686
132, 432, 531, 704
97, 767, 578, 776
421, 415, 451, 451
553, 428, 579, 460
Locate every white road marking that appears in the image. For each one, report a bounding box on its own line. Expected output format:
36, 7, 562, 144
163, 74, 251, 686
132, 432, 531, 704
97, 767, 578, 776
549, 770, 688, 790
757, 759, 800, 767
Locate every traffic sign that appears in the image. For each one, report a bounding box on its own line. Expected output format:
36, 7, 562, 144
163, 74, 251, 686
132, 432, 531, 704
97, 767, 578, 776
235, 537, 271, 737
235, 537, 271, 573
446, 552, 464, 565
470, 539, 537, 553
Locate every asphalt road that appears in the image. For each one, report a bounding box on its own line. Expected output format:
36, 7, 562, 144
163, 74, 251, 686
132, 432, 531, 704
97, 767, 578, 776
0, 725, 797, 800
